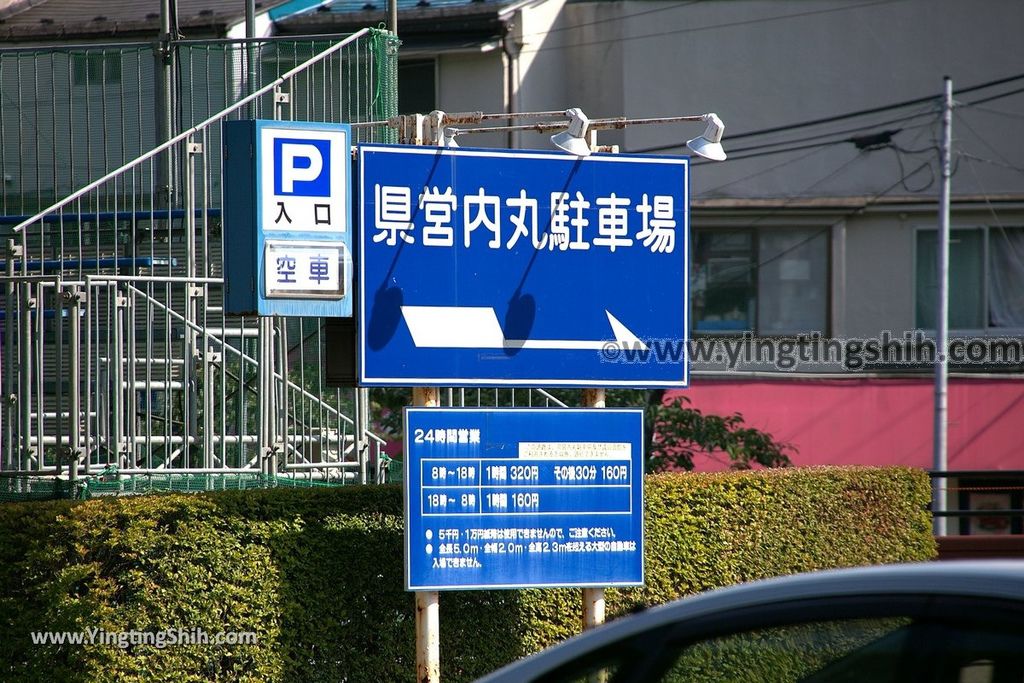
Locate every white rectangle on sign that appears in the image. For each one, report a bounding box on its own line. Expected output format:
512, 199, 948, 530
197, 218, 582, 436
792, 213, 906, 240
518, 442, 631, 460
261, 127, 349, 233
264, 241, 347, 299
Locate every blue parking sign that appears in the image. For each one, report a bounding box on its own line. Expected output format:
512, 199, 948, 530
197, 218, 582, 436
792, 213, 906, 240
223, 120, 353, 317
359, 145, 690, 387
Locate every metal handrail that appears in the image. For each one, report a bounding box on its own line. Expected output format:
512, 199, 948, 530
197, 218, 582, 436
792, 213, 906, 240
10, 28, 370, 238
930, 469, 1024, 530
113, 280, 349, 429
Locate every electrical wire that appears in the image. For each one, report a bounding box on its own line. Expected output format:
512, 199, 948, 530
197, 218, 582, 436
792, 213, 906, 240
697, 138, 849, 164
636, 104, 936, 157
692, 149, 866, 291
964, 103, 1024, 122
700, 157, 932, 288
685, 117, 937, 165
957, 152, 1024, 178
891, 145, 935, 193
696, 121, 940, 287
961, 156, 1024, 310
962, 85, 1024, 108
518, 0, 907, 55
636, 73, 1024, 155
955, 115, 1024, 178
699, 145, 832, 195
519, 0, 706, 38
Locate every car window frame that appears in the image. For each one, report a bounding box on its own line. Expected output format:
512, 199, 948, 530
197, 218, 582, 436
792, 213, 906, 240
532, 593, 1024, 683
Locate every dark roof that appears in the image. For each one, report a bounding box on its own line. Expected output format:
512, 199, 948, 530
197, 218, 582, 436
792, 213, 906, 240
0, 0, 294, 41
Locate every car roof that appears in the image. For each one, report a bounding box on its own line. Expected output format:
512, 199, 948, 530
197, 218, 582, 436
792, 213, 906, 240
475, 561, 1024, 682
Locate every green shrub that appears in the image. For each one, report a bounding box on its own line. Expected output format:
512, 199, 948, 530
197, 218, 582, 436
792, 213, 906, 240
0, 466, 933, 682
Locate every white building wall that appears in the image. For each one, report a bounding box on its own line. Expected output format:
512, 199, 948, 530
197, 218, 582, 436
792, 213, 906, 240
437, 50, 506, 148
562, 0, 1024, 200
843, 211, 919, 338
426, 0, 1024, 343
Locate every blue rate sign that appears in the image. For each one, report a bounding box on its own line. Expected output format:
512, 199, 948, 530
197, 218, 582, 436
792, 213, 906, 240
223, 120, 352, 317
359, 145, 689, 387
404, 408, 644, 591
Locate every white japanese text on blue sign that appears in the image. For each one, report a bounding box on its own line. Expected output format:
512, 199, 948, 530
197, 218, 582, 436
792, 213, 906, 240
404, 408, 644, 590
360, 146, 689, 387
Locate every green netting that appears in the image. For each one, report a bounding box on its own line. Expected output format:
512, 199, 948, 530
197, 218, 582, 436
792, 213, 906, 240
382, 456, 403, 483
370, 27, 400, 142
0, 473, 350, 502
0, 477, 87, 502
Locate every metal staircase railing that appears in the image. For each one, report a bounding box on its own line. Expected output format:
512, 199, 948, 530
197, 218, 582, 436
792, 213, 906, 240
0, 28, 393, 486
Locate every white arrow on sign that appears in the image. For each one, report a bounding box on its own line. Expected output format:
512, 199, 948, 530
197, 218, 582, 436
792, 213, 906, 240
401, 305, 648, 352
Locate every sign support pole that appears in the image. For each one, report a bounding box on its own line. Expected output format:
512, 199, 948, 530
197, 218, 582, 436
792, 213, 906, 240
583, 126, 611, 634
414, 386, 441, 683
582, 387, 606, 632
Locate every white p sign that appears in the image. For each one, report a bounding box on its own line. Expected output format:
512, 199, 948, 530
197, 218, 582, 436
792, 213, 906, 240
261, 125, 347, 234
273, 137, 331, 197
280, 143, 324, 193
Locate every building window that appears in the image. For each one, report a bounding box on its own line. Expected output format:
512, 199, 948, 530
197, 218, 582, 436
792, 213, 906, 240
72, 52, 122, 86
691, 227, 829, 335
398, 59, 435, 115
916, 226, 1024, 330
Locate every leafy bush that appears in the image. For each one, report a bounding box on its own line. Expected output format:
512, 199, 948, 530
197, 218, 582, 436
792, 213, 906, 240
0, 467, 933, 682
648, 396, 794, 471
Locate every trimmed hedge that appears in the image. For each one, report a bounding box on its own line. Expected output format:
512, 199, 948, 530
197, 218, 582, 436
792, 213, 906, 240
0, 467, 934, 682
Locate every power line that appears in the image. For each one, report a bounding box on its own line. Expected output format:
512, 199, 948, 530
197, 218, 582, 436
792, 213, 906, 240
962, 85, 1024, 108
519, 0, 706, 39
637, 104, 934, 157
519, 0, 906, 55
686, 118, 936, 166
963, 103, 1024, 121
690, 113, 937, 162
695, 123, 939, 291
699, 157, 933, 289
958, 152, 1024, 178
697, 138, 849, 164
633, 73, 1024, 155
699, 145, 832, 195
955, 115, 1024, 178
962, 156, 1024, 280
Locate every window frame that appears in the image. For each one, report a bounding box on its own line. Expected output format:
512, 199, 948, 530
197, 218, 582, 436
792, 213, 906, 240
397, 57, 438, 116
531, 594, 1024, 683
913, 223, 1024, 336
691, 224, 832, 339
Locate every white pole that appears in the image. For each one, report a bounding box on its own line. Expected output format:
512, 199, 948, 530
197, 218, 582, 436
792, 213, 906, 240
582, 128, 611, 630
933, 77, 953, 537
414, 386, 440, 683
582, 387, 606, 630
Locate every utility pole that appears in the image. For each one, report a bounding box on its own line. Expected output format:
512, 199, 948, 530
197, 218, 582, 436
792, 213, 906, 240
933, 76, 953, 537
245, 0, 257, 117
156, 0, 176, 204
